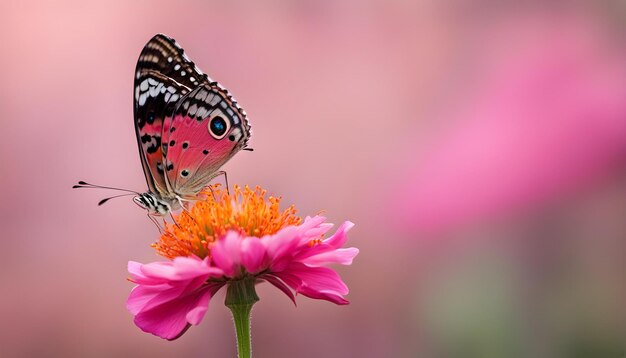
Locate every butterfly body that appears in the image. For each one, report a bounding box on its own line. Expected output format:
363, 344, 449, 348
131, 34, 251, 215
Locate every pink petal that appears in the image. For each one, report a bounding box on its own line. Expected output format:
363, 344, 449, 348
240, 238, 266, 274
269, 267, 301, 288
211, 231, 243, 277
185, 283, 223, 325
321, 221, 354, 249
127, 258, 227, 340
297, 287, 349, 305
295, 221, 355, 262
293, 216, 330, 246
131, 258, 222, 288
297, 216, 327, 233
127, 284, 169, 315
302, 222, 334, 238
128, 261, 147, 280
260, 274, 296, 305
170, 257, 219, 279
273, 263, 350, 305
129, 261, 179, 285
139, 261, 180, 281
290, 264, 349, 294
304, 248, 359, 266
134, 285, 215, 340
264, 226, 300, 270
136, 258, 219, 283
132, 279, 196, 314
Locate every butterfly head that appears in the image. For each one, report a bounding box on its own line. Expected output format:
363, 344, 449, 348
133, 192, 172, 216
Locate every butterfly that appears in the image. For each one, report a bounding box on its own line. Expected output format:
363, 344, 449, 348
75, 34, 251, 221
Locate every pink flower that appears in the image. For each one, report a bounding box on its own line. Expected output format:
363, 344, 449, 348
127, 186, 358, 340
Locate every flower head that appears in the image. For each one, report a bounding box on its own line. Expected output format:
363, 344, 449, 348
127, 185, 358, 340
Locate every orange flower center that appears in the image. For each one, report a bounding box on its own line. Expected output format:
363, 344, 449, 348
153, 185, 302, 259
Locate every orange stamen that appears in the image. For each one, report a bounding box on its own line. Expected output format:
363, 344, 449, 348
152, 185, 302, 259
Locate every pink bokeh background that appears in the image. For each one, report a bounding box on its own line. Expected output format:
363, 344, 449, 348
1, 1, 625, 357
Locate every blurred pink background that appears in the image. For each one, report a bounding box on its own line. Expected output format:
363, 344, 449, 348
1, 1, 625, 357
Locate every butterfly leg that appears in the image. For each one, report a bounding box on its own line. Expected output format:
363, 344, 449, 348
210, 171, 230, 195
169, 211, 183, 229
176, 196, 200, 226
205, 184, 217, 200
147, 213, 164, 234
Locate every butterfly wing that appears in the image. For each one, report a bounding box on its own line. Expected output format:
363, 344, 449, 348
163, 84, 251, 198
134, 33, 204, 196
134, 40, 193, 196
135, 34, 251, 199
134, 70, 190, 195
135, 34, 210, 92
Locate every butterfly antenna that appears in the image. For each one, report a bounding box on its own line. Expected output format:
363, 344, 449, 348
243, 148, 254, 151
98, 193, 137, 206
73, 181, 140, 194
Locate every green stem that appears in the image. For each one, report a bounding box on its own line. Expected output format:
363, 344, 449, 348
225, 277, 259, 358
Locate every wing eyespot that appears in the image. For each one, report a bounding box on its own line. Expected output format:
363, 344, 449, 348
208, 114, 230, 140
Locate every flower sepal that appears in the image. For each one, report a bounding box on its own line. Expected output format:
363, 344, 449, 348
225, 277, 260, 308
